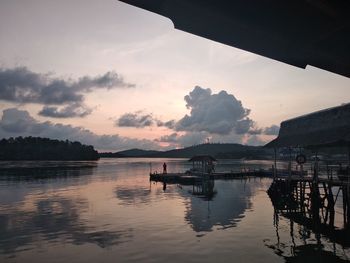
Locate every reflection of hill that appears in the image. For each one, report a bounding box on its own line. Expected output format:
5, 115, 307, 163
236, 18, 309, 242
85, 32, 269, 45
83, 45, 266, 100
0, 164, 96, 207
0, 163, 96, 179
0, 197, 132, 255
183, 180, 253, 232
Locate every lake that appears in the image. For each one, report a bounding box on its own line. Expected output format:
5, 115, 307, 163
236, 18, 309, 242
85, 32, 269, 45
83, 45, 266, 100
0, 158, 349, 262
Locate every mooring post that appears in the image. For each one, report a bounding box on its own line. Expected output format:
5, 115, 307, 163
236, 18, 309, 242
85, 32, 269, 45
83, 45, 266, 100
286, 147, 293, 196
327, 182, 335, 227
348, 145, 350, 212
311, 181, 321, 230
273, 148, 277, 181
313, 150, 319, 183
341, 185, 348, 227
300, 181, 305, 211
288, 147, 292, 181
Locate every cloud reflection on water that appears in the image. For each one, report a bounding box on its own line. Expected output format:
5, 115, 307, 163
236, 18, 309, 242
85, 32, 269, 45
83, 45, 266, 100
0, 196, 132, 256
115, 186, 152, 206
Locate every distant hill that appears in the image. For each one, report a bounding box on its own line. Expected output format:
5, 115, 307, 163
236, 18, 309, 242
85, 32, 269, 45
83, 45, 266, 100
101, 143, 273, 159
0, 137, 99, 161
118, 148, 163, 157
99, 148, 162, 158
98, 152, 125, 158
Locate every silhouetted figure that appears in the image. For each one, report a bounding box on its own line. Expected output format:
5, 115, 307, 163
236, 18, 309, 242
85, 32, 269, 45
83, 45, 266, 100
163, 162, 167, 174
163, 182, 167, 191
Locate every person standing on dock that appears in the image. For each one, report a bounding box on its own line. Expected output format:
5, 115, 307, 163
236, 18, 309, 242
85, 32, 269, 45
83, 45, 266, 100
163, 162, 167, 174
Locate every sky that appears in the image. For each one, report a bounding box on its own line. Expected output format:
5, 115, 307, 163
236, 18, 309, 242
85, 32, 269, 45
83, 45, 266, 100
0, 0, 349, 151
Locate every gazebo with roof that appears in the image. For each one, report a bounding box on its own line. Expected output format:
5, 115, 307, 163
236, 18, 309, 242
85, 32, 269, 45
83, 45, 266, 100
188, 155, 217, 175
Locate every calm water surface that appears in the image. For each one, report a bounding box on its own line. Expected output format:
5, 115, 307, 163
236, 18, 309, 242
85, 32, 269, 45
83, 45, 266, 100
0, 158, 349, 262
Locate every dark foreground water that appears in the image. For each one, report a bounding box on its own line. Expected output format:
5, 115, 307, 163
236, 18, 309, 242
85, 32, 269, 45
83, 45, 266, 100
0, 158, 349, 263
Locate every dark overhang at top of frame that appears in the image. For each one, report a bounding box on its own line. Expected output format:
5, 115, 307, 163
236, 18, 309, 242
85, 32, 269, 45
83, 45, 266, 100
119, 0, 350, 78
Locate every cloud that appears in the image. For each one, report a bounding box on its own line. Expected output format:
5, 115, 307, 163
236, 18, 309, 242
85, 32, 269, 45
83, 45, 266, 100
175, 86, 253, 135
263, 125, 280, 135
245, 135, 265, 146
154, 132, 179, 143
116, 111, 175, 129
114, 87, 278, 148
0, 67, 134, 118
117, 112, 154, 128
152, 86, 276, 148
156, 119, 176, 129
0, 108, 160, 151
38, 103, 92, 118
176, 131, 209, 147
234, 118, 255, 134
75, 71, 135, 91
0, 108, 39, 133
155, 131, 211, 148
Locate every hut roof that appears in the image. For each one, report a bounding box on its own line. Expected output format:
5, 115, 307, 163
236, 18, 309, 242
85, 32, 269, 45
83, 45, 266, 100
188, 155, 217, 162
265, 103, 350, 148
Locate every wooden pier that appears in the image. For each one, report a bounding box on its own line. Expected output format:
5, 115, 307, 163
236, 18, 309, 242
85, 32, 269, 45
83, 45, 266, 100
150, 170, 271, 184
151, 155, 273, 185
264, 103, 350, 240
268, 174, 350, 231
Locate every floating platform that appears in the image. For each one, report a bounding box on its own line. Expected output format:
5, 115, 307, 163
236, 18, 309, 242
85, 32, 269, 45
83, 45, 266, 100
149, 173, 200, 185
150, 170, 271, 184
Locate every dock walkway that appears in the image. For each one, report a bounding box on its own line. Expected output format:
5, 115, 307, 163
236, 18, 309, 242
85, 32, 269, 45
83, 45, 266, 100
150, 170, 271, 184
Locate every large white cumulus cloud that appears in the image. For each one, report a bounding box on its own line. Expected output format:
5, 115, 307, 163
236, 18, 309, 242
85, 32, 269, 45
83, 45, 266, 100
175, 86, 253, 135
113, 86, 279, 148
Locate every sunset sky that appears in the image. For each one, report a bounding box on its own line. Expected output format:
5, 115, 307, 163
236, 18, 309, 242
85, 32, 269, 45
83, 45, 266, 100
1, 0, 350, 151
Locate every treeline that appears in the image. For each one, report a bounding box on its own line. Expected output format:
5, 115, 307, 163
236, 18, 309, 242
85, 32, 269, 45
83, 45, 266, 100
0, 137, 99, 160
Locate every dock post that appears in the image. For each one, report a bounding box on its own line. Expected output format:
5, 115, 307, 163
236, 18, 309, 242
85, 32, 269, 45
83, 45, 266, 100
273, 148, 278, 181
347, 146, 350, 224
346, 182, 350, 225
313, 150, 319, 183
300, 181, 306, 213
288, 147, 292, 181
310, 181, 321, 227
287, 147, 292, 194
342, 186, 348, 227
327, 182, 335, 227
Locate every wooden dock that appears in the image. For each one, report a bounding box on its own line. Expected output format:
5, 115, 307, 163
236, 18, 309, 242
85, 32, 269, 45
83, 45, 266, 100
149, 169, 271, 184
268, 174, 350, 231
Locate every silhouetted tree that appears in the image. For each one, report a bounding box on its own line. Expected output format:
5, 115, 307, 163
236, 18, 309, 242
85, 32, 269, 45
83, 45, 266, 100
0, 137, 99, 160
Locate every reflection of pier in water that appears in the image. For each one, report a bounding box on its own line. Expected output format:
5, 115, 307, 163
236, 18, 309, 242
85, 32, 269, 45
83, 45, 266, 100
190, 178, 216, 200
182, 179, 253, 233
